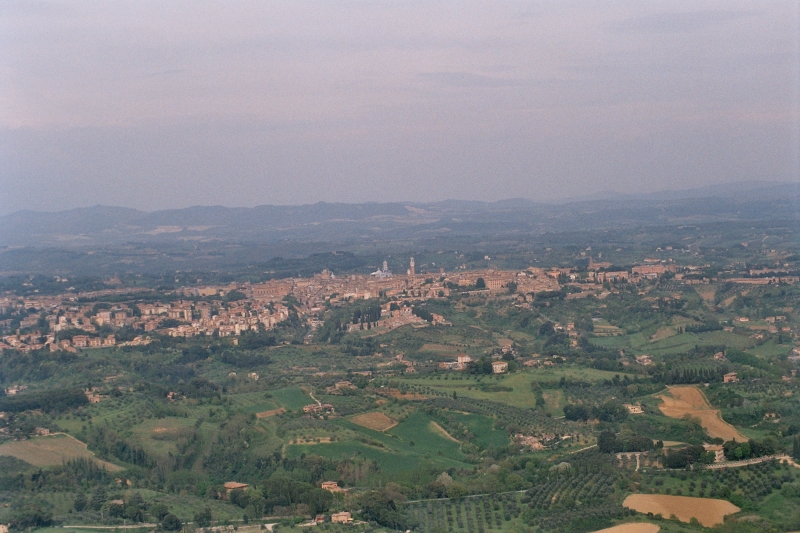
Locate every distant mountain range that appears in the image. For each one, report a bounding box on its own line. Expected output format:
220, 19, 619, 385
1, 181, 797, 248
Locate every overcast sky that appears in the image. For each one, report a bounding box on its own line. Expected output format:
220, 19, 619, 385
1, 1, 798, 214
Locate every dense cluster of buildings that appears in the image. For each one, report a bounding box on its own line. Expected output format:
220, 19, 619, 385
1, 256, 796, 353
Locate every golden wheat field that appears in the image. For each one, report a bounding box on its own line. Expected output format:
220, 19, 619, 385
656, 385, 747, 442
623, 494, 740, 527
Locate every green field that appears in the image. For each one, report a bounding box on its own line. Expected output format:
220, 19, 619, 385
286, 410, 471, 474
396, 367, 636, 410
230, 386, 310, 413
449, 412, 509, 448
591, 329, 759, 355
130, 416, 198, 457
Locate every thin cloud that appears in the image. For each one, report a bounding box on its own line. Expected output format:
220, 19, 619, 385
419, 72, 524, 88
609, 10, 756, 34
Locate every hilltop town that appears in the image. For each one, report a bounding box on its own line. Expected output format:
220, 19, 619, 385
3, 256, 797, 354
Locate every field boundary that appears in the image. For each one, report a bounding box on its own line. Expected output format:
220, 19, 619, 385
0, 433, 122, 471
705, 454, 800, 470
429, 421, 459, 442
256, 407, 286, 419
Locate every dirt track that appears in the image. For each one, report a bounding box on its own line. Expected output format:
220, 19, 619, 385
656, 386, 747, 442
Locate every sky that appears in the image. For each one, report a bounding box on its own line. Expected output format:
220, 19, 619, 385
1, 1, 798, 214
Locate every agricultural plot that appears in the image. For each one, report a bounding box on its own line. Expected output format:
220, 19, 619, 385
287, 410, 470, 473
408, 493, 526, 533
388, 411, 465, 459
399, 368, 634, 411
0, 434, 122, 471
656, 385, 747, 441
420, 343, 465, 354
284, 438, 412, 474
256, 407, 285, 418
593, 524, 660, 533
351, 412, 398, 431
429, 420, 459, 442
129, 416, 199, 457
748, 339, 794, 358
622, 494, 739, 527
591, 328, 758, 356
637, 459, 799, 509
449, 412, 509, 448
235, 386, 307, 416
520, 465, 625, 531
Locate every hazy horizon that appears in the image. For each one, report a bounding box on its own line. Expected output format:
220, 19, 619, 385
2, 1, 799, 215
1, 178, 798, 217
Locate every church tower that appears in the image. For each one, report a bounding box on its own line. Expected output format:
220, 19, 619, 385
410, 257, 415, 276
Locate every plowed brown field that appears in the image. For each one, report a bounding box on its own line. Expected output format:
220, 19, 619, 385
656, 386, 747, 442
623, 494, 739, 527
256, 407, 285, 418
592, 524, 660, 533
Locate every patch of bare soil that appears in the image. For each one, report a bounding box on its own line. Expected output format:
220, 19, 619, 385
623, 494, 739, 527
656, 386, 747, 442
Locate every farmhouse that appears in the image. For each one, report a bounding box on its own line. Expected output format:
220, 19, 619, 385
224, 481, 249, 493
331, 512, 353, 524
303, 403, 335, 414
321, 481, 345, 492
491, 361, 508, 374
623, 403, 644, 414
723, 372, 739, 383
703, 444, 725, 463
514, 434, 545, 451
